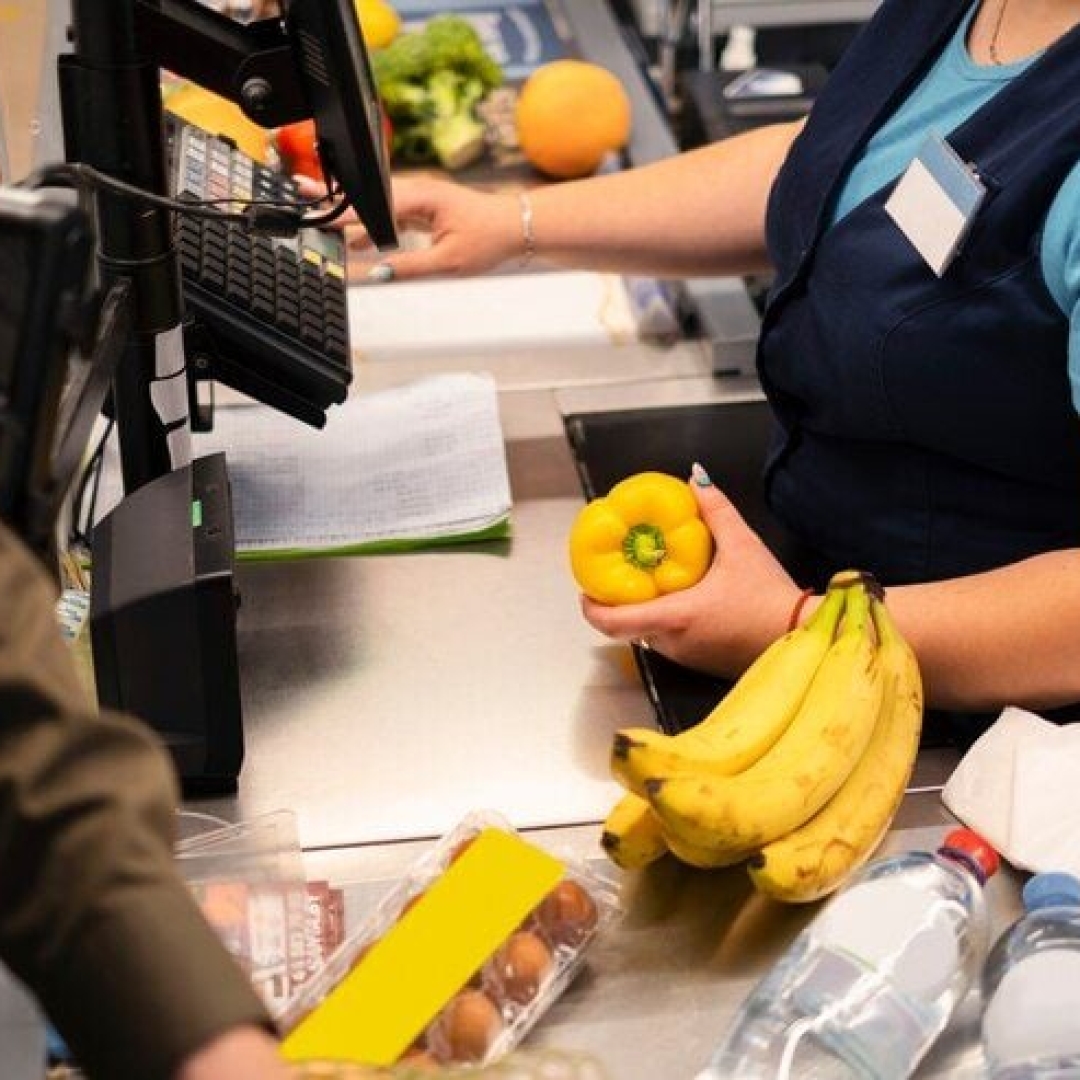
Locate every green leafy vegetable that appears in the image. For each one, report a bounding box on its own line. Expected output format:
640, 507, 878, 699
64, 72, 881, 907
371, 15, 503, 170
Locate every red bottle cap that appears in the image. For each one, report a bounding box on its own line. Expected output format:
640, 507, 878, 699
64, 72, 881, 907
942, 827, 1000, 882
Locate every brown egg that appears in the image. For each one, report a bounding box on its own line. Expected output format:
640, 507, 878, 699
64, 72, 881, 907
535, 879, 599, 948
517, 910, 542, 934
483, 930, 554, 1006
428, 988, 504, 1064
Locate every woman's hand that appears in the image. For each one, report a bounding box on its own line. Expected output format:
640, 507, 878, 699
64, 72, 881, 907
581, 469, 802, 677
300, 175, 524, 281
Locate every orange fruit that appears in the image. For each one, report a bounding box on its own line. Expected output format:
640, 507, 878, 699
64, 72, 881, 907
515, 60, 631, 180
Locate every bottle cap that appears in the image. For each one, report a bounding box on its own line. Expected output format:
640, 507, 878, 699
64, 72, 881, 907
1023, 872, 1080, 912
941, 828, 1000, 883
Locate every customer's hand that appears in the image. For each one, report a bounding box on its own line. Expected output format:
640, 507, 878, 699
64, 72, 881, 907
175, 1025, 289, 1080
299, 174, 523, 281
581, 468, 802, 678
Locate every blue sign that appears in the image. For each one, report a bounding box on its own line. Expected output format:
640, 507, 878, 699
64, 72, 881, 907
393, 0, 568, 80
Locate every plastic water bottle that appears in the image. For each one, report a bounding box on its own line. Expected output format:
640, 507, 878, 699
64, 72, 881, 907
981, 872, 1080, 1078
696, 828, 999, 1080
0, 962, 46, 1080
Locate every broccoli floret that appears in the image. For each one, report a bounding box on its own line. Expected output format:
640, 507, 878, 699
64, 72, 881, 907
369, 14, 503, 171
392, 123, 435, 164
424, 15, 504, 91
377, 79, 429, 122
370, 31, 433, 88
427, 68, 488, 171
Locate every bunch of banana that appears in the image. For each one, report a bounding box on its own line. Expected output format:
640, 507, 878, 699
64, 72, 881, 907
599, 573, 924, 902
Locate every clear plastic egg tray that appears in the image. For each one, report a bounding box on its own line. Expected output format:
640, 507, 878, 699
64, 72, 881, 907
281, 812, 620, 1070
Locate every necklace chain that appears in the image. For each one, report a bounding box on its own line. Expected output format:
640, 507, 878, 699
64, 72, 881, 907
988, 0, 1010, 64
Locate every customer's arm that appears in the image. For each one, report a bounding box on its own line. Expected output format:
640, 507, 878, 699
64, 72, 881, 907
0, 522, 281, 1080
326, 120, 804, 281
523, 120, 803, 278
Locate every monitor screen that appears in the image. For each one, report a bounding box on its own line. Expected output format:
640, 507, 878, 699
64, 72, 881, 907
286, 0, 398, 248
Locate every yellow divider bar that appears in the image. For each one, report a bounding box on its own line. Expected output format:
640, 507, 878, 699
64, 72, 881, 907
282, 827, 565, 1066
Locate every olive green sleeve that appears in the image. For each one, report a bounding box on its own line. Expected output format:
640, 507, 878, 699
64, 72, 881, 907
0, 523, 272, 1080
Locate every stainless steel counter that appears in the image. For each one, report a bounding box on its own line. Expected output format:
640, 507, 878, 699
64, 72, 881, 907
193, 351, 750, 848
193, 344, 1016, 1077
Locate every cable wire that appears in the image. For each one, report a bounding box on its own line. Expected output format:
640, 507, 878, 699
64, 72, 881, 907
69, 416, 114, 550
25, 162, 349, 236
299, 194, 354, 228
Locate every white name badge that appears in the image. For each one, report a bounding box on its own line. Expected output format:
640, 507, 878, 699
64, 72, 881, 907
884, 132, 987, 277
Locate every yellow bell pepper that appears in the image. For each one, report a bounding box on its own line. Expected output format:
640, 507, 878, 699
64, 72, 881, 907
568, 472, 714, 605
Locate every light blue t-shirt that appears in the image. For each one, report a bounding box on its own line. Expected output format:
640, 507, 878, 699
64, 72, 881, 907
830, 2, 1080, 415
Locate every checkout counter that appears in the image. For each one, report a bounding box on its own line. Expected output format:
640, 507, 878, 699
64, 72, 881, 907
1, 0, 1025, 1075
184, 5, 1021, 1077
197, 353, 1020, 1077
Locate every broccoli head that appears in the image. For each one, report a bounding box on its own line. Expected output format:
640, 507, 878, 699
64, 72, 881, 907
370, 14, 503, 170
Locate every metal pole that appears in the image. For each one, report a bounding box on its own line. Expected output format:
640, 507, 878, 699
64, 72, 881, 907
659, 0, 690, 110
698, 0, 715, 71
62, 0, 191, 494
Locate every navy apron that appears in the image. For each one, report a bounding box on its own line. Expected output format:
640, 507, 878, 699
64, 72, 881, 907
758, 0, 1080, 738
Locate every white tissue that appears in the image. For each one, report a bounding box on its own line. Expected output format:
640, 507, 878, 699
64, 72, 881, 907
1009, 723, 1080, 878
942, 707, 1080, 877
941, 707, 1053, 855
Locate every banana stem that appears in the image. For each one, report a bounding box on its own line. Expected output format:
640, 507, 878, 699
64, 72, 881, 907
839, 580, 871, 638
828, 569, 885, 602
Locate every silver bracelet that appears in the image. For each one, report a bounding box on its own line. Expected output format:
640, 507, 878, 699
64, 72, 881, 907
517, 190, 536, 268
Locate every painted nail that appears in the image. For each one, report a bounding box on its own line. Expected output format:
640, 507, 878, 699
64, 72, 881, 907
691, 462, 712, 487
367, 262, 395, 283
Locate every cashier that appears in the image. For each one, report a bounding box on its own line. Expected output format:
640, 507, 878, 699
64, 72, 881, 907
0, 522, 289, 1079
350, 0, 1080, 733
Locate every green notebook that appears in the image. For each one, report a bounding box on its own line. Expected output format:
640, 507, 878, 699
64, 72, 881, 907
101, 373, 513, 560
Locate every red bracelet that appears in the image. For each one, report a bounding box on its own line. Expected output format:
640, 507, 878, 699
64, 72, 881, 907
787, 587, 817, 632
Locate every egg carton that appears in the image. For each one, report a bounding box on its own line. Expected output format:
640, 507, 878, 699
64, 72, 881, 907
282, 811, 621, 1069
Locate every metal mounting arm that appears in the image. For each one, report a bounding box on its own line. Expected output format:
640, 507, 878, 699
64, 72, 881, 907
133, 0, 310, 127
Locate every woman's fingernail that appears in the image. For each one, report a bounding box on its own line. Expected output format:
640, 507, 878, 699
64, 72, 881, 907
367, 262, 395, 283
691, 462, 712, 487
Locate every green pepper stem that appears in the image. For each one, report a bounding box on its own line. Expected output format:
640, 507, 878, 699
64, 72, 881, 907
623, 523, 667, 569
